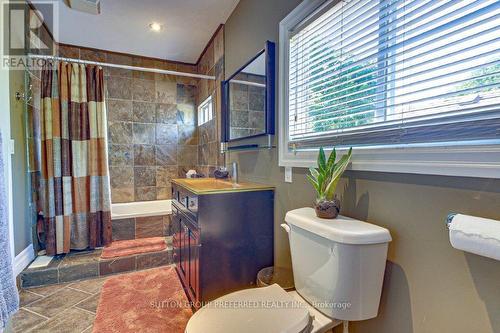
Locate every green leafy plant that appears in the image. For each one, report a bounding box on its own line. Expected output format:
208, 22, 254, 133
307, 147, 352, 201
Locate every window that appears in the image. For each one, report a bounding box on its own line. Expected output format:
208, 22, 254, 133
198, 95, 213, 126
279, 0, 500, 178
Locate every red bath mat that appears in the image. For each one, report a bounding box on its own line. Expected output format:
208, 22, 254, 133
101, 237, 167, 259
93, 266, 192, 333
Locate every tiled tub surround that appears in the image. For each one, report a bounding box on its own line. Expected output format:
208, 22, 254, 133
107, 70, 199, 203
58, 44, 200, 204
112, 215, 172, 241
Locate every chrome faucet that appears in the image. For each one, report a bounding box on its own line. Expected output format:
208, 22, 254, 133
232, 162, 238, 184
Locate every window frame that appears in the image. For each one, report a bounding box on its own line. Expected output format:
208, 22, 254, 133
278, 0, 500, 178
198, 95, 213, 126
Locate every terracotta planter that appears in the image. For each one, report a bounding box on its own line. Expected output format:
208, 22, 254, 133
314, 197, 341, 219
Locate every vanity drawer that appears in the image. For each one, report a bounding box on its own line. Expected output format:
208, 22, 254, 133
172, 184, 198, 221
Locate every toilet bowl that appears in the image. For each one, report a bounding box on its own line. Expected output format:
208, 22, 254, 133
185, 283, 344, 333
186, 207, 392, 333
185, 284, 318, 333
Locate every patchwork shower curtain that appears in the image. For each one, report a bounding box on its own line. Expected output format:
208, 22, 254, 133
39, 62, 111, 255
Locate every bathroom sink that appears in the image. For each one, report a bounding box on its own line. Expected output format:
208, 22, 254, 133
171, 178, 274, 194
192, 178, 242, 189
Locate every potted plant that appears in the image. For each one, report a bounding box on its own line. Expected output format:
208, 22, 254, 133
307, 147, 352, 219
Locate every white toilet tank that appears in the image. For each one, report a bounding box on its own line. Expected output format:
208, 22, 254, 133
285, 207, 392, 321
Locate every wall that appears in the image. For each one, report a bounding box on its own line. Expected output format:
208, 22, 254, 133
10, 65, 30, 256
224, 1, 500, 332
0, 25, 14, 259
57, 45, 199, 203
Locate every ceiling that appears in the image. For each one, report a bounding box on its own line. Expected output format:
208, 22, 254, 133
35, 0, 239, 64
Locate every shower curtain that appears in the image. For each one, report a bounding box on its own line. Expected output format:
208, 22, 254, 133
39, 62, 111, 255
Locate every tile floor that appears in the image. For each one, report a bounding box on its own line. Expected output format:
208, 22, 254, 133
7, 277, 106, 333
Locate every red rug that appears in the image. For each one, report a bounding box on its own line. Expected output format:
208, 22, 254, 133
93, 266, 192, 333
101, 237, 167, 259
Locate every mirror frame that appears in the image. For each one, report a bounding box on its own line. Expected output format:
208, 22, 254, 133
221, 40, 276, 143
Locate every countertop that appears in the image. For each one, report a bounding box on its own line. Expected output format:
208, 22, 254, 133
171, 178, 275, 195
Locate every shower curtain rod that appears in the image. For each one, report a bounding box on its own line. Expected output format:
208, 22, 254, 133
28, 54, 216, 80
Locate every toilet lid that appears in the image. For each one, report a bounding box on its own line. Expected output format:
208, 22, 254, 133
185, 284, 311, 333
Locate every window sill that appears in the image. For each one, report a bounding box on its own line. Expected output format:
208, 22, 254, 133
278, 144, 500, 179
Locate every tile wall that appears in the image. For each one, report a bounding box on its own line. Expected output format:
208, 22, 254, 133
196, 26, 225, 177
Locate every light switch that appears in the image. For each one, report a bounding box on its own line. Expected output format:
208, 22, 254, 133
285, 166, 292, 183
9, 139, 15, 155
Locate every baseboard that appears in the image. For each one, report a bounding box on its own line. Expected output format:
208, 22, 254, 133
13, 244, 35, 276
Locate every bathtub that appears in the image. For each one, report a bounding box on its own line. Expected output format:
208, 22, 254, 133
111, 200, 172, 219
111, 200, 172, 241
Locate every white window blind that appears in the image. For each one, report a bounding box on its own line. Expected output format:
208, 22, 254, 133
287, 0, 500, 149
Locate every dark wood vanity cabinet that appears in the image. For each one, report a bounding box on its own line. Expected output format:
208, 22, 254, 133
171, 180, 274, 306
172, 208, 200, 302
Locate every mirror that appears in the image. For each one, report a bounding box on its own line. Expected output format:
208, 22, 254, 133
222, 41, 275, 142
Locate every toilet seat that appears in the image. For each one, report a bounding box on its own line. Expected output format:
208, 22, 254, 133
185, 284, 311, 333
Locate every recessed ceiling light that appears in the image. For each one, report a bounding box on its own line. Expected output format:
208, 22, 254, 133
149, 22, 163, 32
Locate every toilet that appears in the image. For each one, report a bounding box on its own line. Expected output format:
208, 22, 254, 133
185, 207, 392, 333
